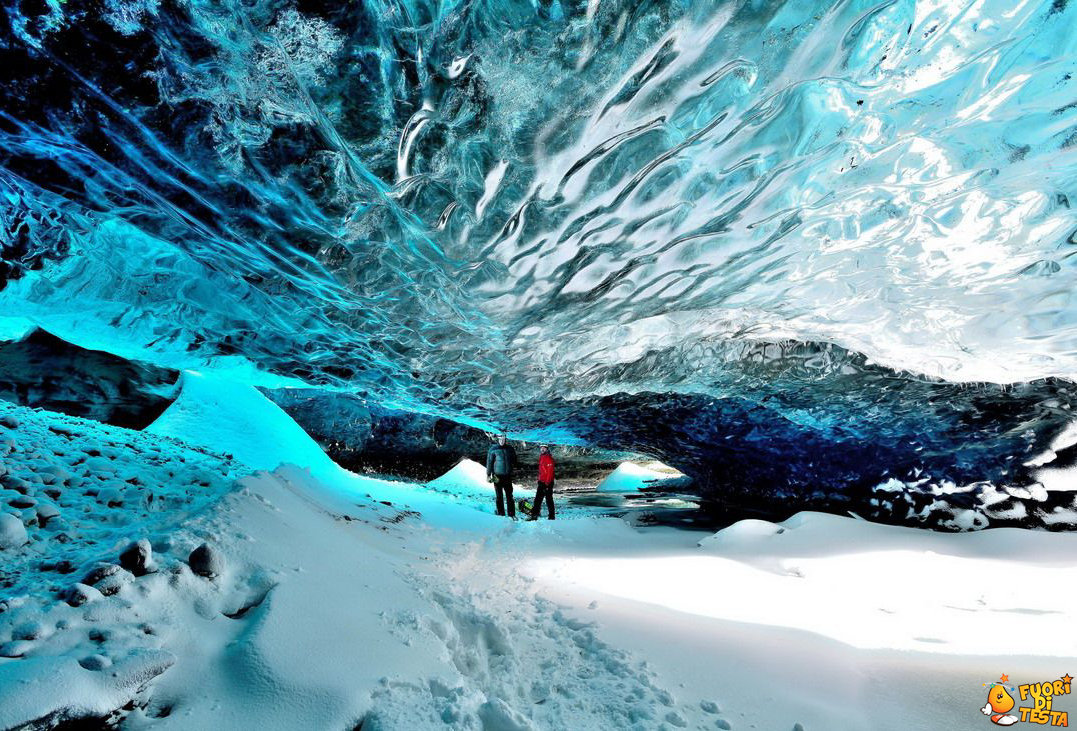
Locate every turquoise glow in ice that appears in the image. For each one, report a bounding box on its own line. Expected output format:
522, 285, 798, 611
1, 0, 1076, 414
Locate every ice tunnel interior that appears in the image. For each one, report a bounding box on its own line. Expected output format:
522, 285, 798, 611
3, 0, 1077, 527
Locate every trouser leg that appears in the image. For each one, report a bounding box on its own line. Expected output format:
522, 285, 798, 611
494, 482, 505, 516
501, 477, 515, 517
533, 481, 554, 519
530, 483, 543, 519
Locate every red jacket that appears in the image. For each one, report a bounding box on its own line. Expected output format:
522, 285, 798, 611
538, 453, 555, 484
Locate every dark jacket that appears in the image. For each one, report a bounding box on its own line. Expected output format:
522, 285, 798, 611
486, 443, 517, 478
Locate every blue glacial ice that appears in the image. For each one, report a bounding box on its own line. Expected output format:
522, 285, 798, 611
3, 0, 1077, 520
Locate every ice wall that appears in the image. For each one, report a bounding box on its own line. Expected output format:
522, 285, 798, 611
0, 329, 178, 428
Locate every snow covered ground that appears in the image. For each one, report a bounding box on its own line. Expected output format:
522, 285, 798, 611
594, 462, 685, 493
2, 377, 1076, 729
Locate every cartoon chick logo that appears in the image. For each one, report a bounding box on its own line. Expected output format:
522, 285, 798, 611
982, 674, 1072, 727
983, 675, 1019, 726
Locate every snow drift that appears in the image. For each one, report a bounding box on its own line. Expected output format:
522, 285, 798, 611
146, 372, 343, 480
426, 458, 493, 497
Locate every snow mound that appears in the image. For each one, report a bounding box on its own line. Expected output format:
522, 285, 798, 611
147, 371, 342, 479
698, 519, 784, 550
595, 462, 681, 492
0, 397, 504, 729
426, 458, 492, 494
0, 650, 175, 729
701, 511, 1077, 565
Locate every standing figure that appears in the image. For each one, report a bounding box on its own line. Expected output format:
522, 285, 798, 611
531, 444, 556, 520
486, 434, 517, 518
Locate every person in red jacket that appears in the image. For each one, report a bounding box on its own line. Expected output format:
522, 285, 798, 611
531, 444, 556, 520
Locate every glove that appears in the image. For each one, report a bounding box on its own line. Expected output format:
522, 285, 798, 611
981, 704, 992, 716
487, 474, 495, 483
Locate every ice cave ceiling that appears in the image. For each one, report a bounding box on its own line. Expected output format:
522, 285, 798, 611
3, 0, 1077, 510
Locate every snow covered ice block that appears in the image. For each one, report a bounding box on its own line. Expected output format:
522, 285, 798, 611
0, 512, 28, 549
188, 542, 226, 578
119, 539, 157, 576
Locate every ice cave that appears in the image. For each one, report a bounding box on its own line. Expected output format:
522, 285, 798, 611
1, 0, 1076, 728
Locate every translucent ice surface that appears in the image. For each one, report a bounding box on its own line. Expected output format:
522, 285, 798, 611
3, 0, 1077, 511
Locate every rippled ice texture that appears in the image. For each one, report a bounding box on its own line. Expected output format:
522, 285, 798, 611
2, 0, 1077, 420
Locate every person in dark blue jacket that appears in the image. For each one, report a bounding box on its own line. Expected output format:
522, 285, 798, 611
486, 434, 517, 518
